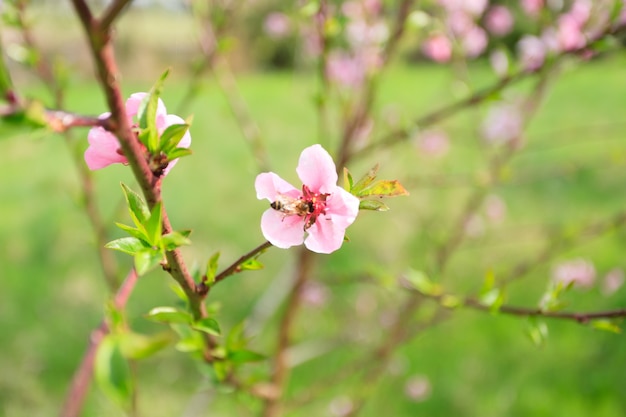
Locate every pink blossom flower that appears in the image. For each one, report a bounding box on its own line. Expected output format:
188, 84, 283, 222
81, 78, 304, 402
484, 5, 514, 37
552, 258, 596, 289
602, 268, 624, 296
415, 129, 450, 158
404, 375, 432, 402
481, 102, 523, 145
557, 14, 587, 51
489, 49, 509, 76
84, 92, 191, 175
326, 52, 367, 89
517, 35, 546, 71
255, 145, 360, 254
462, 25, 488, 58
422, 34, 452, 63
263, 12, 291, 39
521, 0, 544, 18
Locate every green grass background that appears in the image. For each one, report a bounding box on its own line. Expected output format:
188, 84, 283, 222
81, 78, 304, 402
1, 19, 626, 415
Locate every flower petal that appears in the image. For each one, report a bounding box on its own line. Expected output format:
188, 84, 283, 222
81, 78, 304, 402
296, 144, 338, 194
325, 186, 360, 229
261, 209, 305, 248
126, 92, 168, 128
304, 217, 346, 254
84, 127, 127, 170
255, 172, 299, 201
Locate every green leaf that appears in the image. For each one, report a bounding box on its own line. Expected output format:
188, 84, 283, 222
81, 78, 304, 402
359, 200, 390, 211
343, 167, 353, 192
351, 164, 379, 195
120, 183, 150, 225
175, 335, 204, 352
138, 69, 170, 152
105, 237, 148, 256
145, 201, 163, 247
229, 349, 266, 364
592, 320, 621, 334
146, 307, 192, 324
240, 258, 264, 271
356, 179, 409, 198
205, 252, 220, 286
159, 123, 189, 153
169, 283, 189, 303
212, 360, 230, 381
119, 331, 174, 360
192, 317, 221, 336
404, 269, 441, 296
0, 44, 13, 96
114, 222, 149, 242
166, 147, 193, 161
479, 288, 505, 313
162, 231, 192, 251
226, 322, 246, 351
95, 336, 133, 411
134, 249, 163, 275
525, 317, 549, 347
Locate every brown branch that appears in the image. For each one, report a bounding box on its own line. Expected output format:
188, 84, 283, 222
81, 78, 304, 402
70, 0, 203, 319
261, 249, 315, 417
420, 291, 626, 324
100, 0, 133, 31
211, 241, 272, 286
61, 269, 139, 417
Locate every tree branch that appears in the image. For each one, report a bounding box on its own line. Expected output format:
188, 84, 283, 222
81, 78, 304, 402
100, 0, 132, 31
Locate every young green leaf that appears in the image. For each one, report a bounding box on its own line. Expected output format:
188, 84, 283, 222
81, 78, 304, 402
115, 222, 149, 242
192, 317, 222, 336
525, 317, 549, 347
119, 331, 175, 360
146, 307, 192, 324
343, 167, 353, 192
166, 147, 193, 161
351, 164, 380, 195
134, 248, 163, 276
229, 349, 266, 364
95, 336, 134, 411
105, 237, 148, 256
159, 123, 189, 154
404, 269, 442, 296
162, 231, 192, 251
120, 183, 150, 225
205, 252, 220, 285
592, 320, 621, 334
138, 69, 170, 152
359, 200, 390, 211
240, 258, 264, 271
144, 201, 163, 247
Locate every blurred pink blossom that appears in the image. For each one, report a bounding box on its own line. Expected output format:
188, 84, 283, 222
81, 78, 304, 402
557, 14, 587, 51
484, 194, 506, 223
517, 35, 546, 71
489, 49, 509, 76
521, 0, 544, 18
439, 0, 487, 17
415, 129, 450, 158
404, 375, 432, 402
422, 34, 452, 63
301, 281, 330, 306
484, 5, 514, 36
263, 12, 291, 39
552, 259, 596, 289
602, 268, 625, 296
464, 214, 485, 238
481, 103, 523, 145
569, 0, 592, 26
329, 396, 354, 417
255, 145, 360, 254
462, 25, 488, 58
447, 10, 474, 35
84, 92, 191, 175
326, 52, 366, 89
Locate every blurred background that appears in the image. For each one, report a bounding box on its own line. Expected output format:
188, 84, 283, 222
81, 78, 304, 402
1, 0, 626, 416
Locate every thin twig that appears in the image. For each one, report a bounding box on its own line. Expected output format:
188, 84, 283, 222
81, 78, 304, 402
261, 249, 315, 417
212, 241, 272, 286
61, 269, 139, 417
100, 0, 133, 31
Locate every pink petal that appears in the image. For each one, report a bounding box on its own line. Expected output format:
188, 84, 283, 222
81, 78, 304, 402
325, 186, 360, 229
84, 127, 127, 170
126, 92, 168, 128
296, 144, 338, 194
304, 217, 346, 254
255, 172, 299, 201
261, 209, 305, 248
